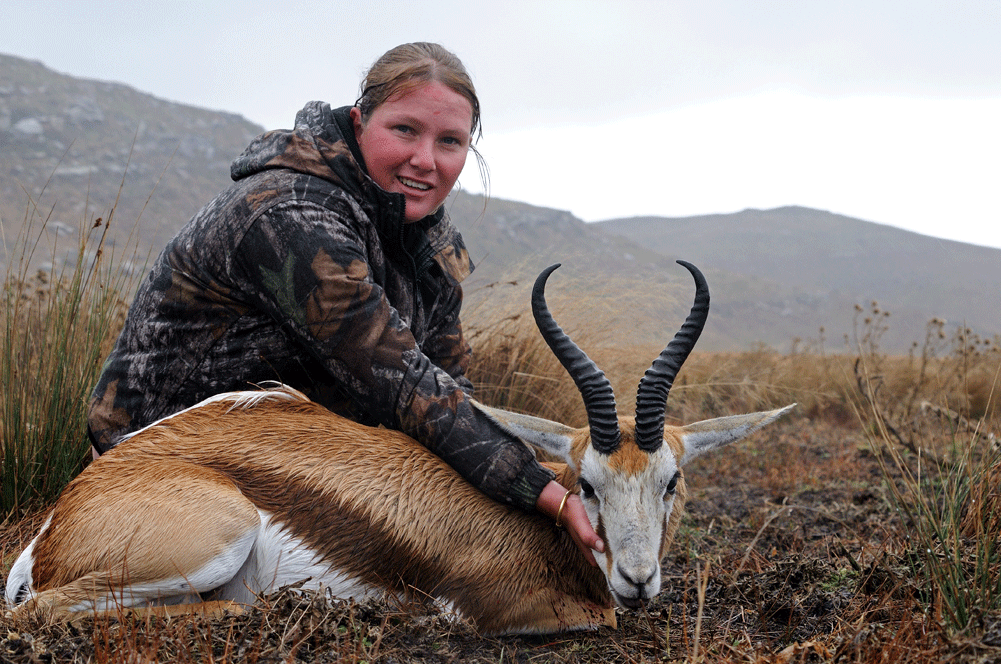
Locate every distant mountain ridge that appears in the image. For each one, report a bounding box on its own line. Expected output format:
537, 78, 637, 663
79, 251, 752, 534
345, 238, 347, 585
0, 52, 262, 268
445, 195, 1001, 352
3, 53, 998, 352
592, 208, 1001, 350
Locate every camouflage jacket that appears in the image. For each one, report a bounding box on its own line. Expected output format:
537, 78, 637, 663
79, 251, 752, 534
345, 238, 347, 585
88, 102, 554, 511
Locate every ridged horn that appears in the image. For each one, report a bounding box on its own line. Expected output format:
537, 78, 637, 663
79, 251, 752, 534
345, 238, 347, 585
634, 260, 710, 452
533, 264, 621, 454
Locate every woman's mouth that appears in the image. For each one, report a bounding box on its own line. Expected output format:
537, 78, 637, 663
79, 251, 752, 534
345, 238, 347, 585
398, 176, 431, 191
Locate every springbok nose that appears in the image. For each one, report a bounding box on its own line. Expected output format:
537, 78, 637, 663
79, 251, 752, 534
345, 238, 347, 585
617, 563, 657, 593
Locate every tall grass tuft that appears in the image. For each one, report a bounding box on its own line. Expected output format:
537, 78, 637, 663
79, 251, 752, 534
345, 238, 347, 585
854, 303, 1001, 632
870, 413, 1001, 631
1, 193, 140, 517
463, 277, 852, 428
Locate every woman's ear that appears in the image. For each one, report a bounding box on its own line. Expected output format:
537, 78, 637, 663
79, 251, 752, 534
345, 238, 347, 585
349, 107, 364, 139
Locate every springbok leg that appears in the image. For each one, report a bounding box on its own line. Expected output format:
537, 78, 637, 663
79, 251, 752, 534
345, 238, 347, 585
12, 457, 261, 620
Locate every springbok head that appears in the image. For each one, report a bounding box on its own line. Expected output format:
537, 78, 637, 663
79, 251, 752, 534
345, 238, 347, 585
479, 260, 794, 609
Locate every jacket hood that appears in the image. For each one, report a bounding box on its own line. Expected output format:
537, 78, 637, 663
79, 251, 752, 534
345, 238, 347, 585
230, 101, 461, 284
231, 102, 445, 237
231, 102, 363, 190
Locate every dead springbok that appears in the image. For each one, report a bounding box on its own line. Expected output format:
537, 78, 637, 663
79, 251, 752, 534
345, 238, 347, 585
5, 261, 793, 634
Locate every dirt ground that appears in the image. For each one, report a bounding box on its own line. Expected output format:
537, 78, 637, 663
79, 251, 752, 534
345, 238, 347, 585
3, 416, 1000, 663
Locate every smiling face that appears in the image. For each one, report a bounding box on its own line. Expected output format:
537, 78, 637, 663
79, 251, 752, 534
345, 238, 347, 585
352, 80, 473, 222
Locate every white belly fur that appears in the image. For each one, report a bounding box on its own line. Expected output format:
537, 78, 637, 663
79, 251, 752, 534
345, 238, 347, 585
4, 514, 51, 607
8, 510, 377, 613
214, 510, 380, 605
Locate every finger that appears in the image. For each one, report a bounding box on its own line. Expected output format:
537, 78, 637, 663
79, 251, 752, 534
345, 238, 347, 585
569, 498, 603, 550
566, 500, 601, 566
568, 524, 598, 567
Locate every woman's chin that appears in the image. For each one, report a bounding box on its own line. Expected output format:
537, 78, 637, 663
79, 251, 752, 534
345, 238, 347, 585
402, 195, 443, 222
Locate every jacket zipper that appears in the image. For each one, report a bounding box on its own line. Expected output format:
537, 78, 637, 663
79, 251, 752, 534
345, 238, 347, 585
399, 221, 423, 331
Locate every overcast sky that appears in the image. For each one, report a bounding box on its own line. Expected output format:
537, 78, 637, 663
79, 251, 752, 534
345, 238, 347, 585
4, 0, 1000, 248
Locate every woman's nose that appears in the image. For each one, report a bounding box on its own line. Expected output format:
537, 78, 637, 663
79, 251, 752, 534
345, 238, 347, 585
409, 139, 435, 171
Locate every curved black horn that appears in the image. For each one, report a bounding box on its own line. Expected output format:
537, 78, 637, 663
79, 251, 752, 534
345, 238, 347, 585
533, 264, 621, 454
634, 260, 710, 452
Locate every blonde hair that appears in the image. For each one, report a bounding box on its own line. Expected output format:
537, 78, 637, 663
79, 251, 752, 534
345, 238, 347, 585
356, 42, 482, 141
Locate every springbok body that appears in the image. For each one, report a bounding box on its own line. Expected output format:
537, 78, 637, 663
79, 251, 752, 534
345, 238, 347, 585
5, 261, 794, 634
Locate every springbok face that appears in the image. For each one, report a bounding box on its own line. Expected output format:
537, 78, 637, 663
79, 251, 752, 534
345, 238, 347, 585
481, 260, 794, 609
573, 428, 682, 607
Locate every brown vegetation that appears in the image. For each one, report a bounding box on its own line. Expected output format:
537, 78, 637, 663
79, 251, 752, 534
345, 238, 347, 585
2, 277, 999, 660
1, 204, 138, 515
4, 57, 1000, 659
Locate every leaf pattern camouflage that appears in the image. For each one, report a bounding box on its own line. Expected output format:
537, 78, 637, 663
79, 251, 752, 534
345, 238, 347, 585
88, 102, 553, 511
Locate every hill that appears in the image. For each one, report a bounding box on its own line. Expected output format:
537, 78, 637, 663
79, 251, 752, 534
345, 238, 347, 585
3, 53, 998, 352
443, 192, 790, 352
0, 53, 262, 271
446, 194, 1001, 353
594, 208, 1001, 351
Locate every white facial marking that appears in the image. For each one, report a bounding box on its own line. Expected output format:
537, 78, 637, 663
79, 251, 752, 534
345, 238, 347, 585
577, 444, 680, 608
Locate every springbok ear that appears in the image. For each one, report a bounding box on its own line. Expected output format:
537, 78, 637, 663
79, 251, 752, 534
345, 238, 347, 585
679, 404, 796, 465
472, 401, 577, 467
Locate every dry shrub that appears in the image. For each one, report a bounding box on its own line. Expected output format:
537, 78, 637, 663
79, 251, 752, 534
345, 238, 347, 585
464, 276, 622, 427
853, 303, 1001, 634
1, 187, 144, 516
665, 346, 854, 425
960, 440, 1001, 540
854, 303, 1000, 431
466, 311, 586, 426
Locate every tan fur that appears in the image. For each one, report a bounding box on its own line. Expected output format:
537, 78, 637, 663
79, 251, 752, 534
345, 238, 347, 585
93, 600, 247, 621
16, 391, 613, 634
605, 420, 652, 476
11, 388, 790, 634
32, 457, 260, 592
10, 599, 248, 630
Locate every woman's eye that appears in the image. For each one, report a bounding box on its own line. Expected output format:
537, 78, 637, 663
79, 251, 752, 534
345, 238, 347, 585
579, 478, 596, 500
394, 124, 414, 134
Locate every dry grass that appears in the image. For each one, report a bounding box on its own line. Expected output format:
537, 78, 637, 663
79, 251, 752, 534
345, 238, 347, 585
3, 278, 1001, 661
1, 175, 145, 516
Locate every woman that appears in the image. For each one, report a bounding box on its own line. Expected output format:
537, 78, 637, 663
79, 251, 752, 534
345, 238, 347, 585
87, 43, 603, 565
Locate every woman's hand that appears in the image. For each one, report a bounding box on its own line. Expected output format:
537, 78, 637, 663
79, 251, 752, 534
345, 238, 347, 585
537, 480, 605, 567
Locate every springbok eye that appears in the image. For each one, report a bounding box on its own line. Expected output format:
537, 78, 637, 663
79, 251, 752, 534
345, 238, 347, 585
665, 471, 681, 497
579, 478, 596, 500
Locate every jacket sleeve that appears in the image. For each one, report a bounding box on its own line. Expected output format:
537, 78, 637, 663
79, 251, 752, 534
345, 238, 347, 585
232, 200, 553, 511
